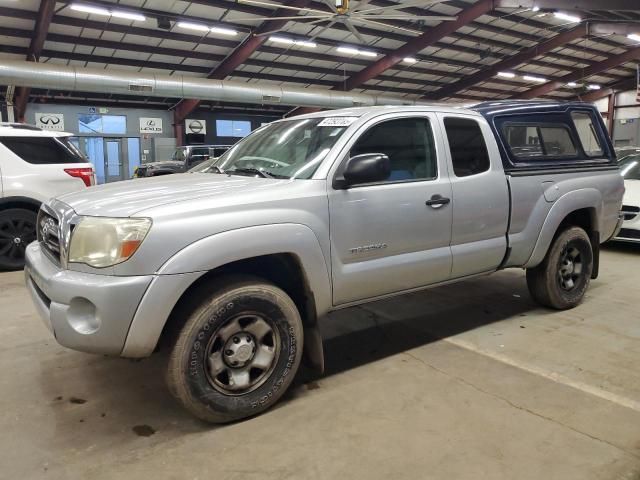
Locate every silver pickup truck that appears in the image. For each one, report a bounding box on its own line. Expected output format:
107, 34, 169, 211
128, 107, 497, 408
24, 101, 624, 423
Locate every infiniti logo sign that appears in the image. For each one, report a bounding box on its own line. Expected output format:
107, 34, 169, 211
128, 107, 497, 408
36, 113, 64, 131
40, 116, 61, 126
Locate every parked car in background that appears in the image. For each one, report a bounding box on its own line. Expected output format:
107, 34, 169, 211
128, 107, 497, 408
135, 145, 231, 177
0, 123, 95, 270
614, 157, 640, 243
25, 102, 623, 423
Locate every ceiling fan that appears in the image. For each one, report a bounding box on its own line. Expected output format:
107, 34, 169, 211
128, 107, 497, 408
234, 0, 458, 43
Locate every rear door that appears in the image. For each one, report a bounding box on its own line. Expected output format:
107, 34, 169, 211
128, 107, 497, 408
328, 113, 453, 305
438, 114, 510, 278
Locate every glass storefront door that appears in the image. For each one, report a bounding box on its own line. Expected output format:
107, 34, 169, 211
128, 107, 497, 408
76, 137, 141, 184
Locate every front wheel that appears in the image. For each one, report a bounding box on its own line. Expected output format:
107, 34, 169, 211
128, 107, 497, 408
167, 276, 304, 423
526, 226, 593, 310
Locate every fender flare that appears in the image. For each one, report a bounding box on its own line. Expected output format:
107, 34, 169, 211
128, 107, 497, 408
123, 223, 331, 368
525, 188, 601, 269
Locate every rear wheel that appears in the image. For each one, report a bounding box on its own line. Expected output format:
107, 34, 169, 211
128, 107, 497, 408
526, 226, 593, 310
0, 209, 37, 271
167, 276, 304, 423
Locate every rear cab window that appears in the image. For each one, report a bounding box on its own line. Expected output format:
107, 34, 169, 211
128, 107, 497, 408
0, 136, 87, 164
443, 117, 491, 177
571, 111, 604, 157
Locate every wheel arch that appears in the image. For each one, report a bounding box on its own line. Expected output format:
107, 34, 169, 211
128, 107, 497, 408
525, 188, 601, 271
0, 196, 42, 213
122, 224, 331, 372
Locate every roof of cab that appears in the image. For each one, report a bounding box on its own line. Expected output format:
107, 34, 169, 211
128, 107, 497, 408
289, 104, 483, 122
0, 123, 72, 137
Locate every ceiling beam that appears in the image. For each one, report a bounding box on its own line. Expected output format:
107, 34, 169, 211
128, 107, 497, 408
340, 0, 495, 92
173, 0, 313, 123
14, 0, 56, 121
427, 24, 588, 100
516, 45, 640, 98
494, 0, 640, 10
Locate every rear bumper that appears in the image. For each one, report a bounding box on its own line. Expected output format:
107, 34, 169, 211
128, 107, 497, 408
24, 242, 153, 355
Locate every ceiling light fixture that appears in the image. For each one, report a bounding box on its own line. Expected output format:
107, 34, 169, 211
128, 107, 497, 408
403, 57, 418, 64
177, 22, 237, 35
268, 36, 317, 48
628, 34, 640, 43
337, 46, 377, 57
566, 82, 579, 87
111, 10, 146, 21
587, 84, 601, 90
497, 71, 516, 78
70, 4, 110, 16
70, 3, 146, 21
553, 11, 581, 23
209, 26, 238, 36
177, 21, 209, 32
523, 75, 547, 83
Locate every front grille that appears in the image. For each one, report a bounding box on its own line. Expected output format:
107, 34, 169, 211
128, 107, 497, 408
37, 209, 61, 263
622, 205, 640, 221
616, 228, 640, 240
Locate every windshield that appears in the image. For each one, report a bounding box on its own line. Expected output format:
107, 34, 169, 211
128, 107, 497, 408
620, 157, 640, 180
198, 118, 352, 179
171, 147, 187, 162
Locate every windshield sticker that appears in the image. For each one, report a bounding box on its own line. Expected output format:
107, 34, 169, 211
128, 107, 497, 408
318, 117, 359, 127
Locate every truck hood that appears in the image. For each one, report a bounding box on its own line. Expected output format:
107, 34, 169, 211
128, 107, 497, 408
57, 173, 290, 217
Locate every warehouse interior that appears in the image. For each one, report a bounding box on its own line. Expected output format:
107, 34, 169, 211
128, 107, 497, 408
1, 1, 640, 479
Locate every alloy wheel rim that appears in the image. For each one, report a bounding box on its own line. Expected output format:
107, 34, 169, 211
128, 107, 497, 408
557, 244, 583, 291
0, 218, 36, 261
205, 313, 280, 395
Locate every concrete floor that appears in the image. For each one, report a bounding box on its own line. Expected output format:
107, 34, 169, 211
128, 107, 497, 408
2, 244, 640, 480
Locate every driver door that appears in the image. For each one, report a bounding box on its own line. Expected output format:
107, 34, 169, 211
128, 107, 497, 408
328, 114, 453, 306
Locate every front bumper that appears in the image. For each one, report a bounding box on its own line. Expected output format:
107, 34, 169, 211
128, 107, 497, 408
613, 212, 640, 243
24, 242, 153, 355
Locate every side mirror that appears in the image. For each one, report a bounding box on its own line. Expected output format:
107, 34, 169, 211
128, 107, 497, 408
335, 153, 391, 189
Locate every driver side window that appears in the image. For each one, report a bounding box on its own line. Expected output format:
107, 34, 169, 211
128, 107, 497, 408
350, 117, 437, 182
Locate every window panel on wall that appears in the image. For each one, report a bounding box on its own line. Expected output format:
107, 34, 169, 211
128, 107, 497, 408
78, 115, 127, 134
216, 119, 252, 138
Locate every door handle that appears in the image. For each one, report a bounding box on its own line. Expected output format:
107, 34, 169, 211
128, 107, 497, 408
425, 195, 451, 208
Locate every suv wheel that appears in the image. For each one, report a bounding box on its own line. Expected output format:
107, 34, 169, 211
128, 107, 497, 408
526, 226, 593, 310
0, 209, 37, 271
167, 276, 304, 423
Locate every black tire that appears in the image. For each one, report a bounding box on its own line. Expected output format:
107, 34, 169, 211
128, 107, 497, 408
167, 275, 304, 423
0, 208, 37, 271
526, 226, 593, 310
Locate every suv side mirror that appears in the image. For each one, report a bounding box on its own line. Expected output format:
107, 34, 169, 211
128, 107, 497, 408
335, 153, 391, 189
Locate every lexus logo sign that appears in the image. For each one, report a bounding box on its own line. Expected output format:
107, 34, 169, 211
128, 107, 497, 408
186, 119, 206, 135
35, 113, 65, 131
139, 117, 163, 134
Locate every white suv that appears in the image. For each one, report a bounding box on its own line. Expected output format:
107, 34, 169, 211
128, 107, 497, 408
0, 123, 95, 270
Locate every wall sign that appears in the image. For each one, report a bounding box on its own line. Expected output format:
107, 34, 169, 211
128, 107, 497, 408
186, 119, 206, 135
140, 117, 163, 134
35, 113, 65, 131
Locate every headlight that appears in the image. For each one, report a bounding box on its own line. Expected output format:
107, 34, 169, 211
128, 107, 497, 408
68, 217, 152, 268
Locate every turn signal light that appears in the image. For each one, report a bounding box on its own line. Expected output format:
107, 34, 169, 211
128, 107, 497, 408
64, 168, 95, 187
